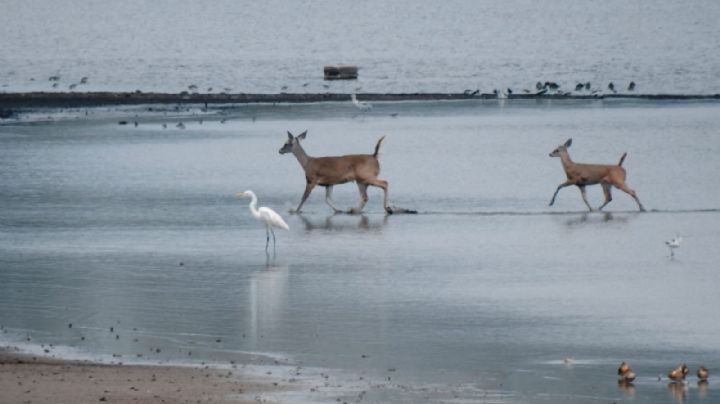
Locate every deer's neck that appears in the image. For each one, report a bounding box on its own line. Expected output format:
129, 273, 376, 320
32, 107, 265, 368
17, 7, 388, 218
292, 143, 312, 171
559, 151, 575, 172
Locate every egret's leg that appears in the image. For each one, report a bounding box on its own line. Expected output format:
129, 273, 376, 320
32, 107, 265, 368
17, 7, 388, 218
265, 225, 270, 251
270, 227, 277, 250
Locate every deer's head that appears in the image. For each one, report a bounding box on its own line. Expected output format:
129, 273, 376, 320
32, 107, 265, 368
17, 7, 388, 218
549, 138, 572, 157
279, 130, 307, 154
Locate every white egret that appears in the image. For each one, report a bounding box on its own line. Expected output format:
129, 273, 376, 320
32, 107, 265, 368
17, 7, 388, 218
665, 235, 682, 258
351, 94, 372, 111
237, 190, 289, 251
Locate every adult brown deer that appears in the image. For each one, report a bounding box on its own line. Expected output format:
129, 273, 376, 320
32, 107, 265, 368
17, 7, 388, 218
279, 131, 391, 214
548, 138, 646, 212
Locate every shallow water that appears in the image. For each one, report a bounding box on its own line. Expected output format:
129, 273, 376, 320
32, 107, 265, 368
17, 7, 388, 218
2, 0, 720, 94
2, 99, 720, 403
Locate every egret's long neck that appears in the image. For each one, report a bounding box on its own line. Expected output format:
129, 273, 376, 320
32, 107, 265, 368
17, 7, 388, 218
247, 193, 261, 219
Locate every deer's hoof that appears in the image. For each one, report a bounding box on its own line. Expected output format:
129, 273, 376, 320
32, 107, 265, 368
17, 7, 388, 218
347, 208, 361, 215
385, 207, 394, 215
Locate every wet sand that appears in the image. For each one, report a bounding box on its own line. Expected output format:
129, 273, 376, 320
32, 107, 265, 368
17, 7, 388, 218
0, 348, 289, 404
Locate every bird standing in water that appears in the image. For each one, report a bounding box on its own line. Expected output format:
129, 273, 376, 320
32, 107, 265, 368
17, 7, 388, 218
697, 365, 709, 381
667, 363, 689, 381
351, 94, 372, 112
618, 361, 636, 382
237, 190, 289, 251
666, 235, 682, 258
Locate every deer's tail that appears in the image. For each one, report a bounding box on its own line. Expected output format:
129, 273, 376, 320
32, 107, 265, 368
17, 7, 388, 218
373, 136, 386, 158
618, 152, 627, 166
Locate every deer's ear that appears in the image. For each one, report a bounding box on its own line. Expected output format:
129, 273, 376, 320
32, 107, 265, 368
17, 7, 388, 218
297, 131, 307, 140
287, 131, 294, 140
564, 138, 573, 148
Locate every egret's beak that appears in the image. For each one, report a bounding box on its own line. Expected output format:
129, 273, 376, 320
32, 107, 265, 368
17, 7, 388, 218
236, 192, 246, 198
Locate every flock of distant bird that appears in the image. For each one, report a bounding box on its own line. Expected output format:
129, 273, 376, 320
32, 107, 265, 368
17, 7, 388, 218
46, 74, 89, 90
43, 74, 638, 99
617, 361, 709, 384
486, 80, 638, 99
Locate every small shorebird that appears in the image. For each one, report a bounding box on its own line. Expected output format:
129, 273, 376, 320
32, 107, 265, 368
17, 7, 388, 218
697, 366, 709, 381
668, 364, 689, 382
608, 82, 616, 93
618, 361, 636, 382
493, 89, 509, 99
665, 235, 682, 258
628, 81, 636, 91
351, 94, 372, 111
575, 83, 584, 91
545, 81, 559, 90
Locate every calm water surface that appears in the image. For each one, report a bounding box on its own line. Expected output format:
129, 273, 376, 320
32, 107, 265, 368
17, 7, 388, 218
2, 0, 720, 94
2, 100, 720, 403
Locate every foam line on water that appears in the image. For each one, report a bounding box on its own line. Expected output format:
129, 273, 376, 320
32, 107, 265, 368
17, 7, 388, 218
411, 208, 720, 216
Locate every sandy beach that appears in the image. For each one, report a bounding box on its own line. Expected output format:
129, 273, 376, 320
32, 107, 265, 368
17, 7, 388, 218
0, 348, 290, 404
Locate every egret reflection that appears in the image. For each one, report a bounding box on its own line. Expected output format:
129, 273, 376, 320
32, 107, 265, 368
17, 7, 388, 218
247, 262, 289, 345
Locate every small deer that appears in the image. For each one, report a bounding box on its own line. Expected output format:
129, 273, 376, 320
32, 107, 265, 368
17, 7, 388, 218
549, 138, 646, 212
279, 131, 391, 214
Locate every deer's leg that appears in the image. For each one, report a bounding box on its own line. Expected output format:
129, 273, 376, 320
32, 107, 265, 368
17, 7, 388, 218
578, 185, 593, 211
549, 181, 572, 206
349, 183, 369, 214
614, 182, 646, 212
365, 178, 391, 213
292, 182, 316, 213
598, 183, 613, 211
324, 185, 342, 214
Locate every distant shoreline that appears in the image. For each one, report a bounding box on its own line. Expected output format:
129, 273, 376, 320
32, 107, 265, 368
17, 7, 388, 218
1, 91, 719, 108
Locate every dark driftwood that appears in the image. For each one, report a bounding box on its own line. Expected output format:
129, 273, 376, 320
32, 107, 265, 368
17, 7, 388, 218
323, 65, 358, 80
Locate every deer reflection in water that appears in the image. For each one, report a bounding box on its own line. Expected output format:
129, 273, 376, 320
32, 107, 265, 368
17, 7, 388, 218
561, 211, 636, 226
297, 214, 388, 232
